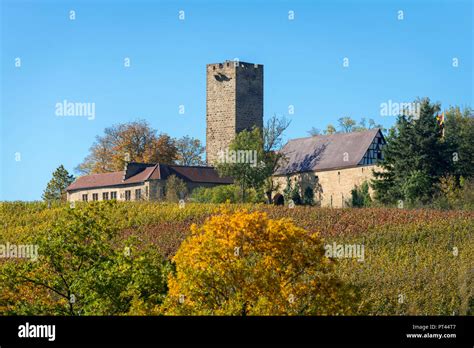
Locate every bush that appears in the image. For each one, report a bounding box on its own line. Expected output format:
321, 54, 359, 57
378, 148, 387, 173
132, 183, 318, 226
283, 177, 302, 205
433, 176, 474, 210
165, 175, 188, 202
303, 186, 315, 206
190, 184, 263, 204
162, 209, 360, 315
350, 181, 372, 207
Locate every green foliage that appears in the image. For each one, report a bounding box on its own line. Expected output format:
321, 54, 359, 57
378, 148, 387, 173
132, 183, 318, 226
165, 175, 188, 202
310, 117, 384, 135
338, 116, 357, 133
215, 128, 268, 202
401, 170, 432, 205
42, 165, 75, 202
433, 176, 474, 210
283, 177, 302, 205
190, 184, 264, 204
373, 98, 449, 205
302, 186, 315, 206
0, 202, 170, 315
350, 181, 372, 207
444, 106, 474, 179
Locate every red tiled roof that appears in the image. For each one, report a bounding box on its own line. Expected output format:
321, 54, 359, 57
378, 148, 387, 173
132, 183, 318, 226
66, 163, 232, 191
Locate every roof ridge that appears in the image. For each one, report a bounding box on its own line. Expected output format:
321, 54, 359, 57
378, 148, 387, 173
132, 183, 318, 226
287, 128, 380, 143
145, 163, 160, 181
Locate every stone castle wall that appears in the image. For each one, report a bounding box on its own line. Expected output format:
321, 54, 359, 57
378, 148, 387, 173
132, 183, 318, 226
272, 165, 380, 208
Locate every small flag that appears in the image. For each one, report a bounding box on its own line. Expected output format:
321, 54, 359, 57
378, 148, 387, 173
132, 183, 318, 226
436, 112, 445, 137
436, 112, 445, 128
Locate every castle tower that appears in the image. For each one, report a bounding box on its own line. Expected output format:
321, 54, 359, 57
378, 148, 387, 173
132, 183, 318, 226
206, 60, 264, 164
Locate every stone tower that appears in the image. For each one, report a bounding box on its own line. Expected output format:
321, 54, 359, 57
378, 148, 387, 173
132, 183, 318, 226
206, 60, 264, 164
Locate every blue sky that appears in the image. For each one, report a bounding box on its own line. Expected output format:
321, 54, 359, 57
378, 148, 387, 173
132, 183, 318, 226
1, 0, 472, 201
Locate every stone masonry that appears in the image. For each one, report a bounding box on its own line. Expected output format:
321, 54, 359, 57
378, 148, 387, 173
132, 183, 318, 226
206, 61, 263, 164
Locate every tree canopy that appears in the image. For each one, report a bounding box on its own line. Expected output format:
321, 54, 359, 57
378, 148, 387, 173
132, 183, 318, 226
372, 99, 473, 206
42, 165, 75, 202
76, 120, 205, 175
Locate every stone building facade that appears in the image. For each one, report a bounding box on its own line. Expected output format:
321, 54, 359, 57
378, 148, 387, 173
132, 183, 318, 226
272, 129, 386, 207
66, 162, 232, 202
206, 61, 263, 164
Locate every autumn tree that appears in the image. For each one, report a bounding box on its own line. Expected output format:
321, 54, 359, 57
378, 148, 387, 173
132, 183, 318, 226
175, 136, 205, 166
42, 165, 75, 202
76, 120, 178, 174
163, 210, 360, 315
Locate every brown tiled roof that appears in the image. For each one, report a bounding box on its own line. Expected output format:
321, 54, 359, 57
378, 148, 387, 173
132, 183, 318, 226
66, 163, 232, 191
166, 165, 233, 184
275, 129, 382, 175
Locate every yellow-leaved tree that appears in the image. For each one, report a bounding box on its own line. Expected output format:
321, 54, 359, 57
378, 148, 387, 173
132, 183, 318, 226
162, 210, 361, 315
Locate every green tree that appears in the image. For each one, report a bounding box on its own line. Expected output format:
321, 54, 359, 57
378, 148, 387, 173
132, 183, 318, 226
42, 165, 75, 202
372, 98, 449, 205
165, 175, 188, 202
444, 106, 474, 180
1, 202, 170, 315
215, 127, 268, 202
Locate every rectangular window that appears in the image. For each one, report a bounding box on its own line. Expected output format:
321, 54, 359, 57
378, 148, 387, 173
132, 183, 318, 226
92, 193, 98, 201
111, 191, 117, 200
102, 192, 109, 201
125, 190, 131, 201
82, 194, 88, 202
135, 189, 141, 200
